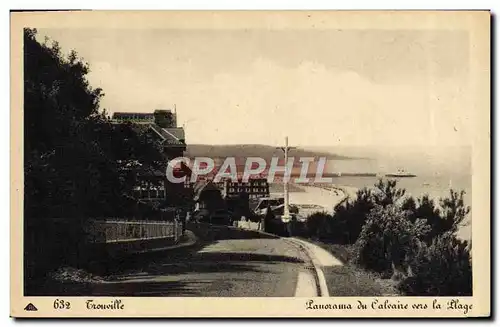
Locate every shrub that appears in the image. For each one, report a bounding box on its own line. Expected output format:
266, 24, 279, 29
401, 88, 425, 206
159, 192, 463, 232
372, 179, 406, 207
401, 196, 417, 214
305, 212, 332, 240
263, 206, 287, 236
403, 195, 441, 242
330, 179, 408, 244
438, 190, 471, 236
352, 204, 430, 276
399, 233, 472, 296
404, 190, 470, 243
331, 187, 375, 244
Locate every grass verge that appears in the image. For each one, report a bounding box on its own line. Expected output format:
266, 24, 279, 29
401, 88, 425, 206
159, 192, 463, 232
302, 238, 401, 296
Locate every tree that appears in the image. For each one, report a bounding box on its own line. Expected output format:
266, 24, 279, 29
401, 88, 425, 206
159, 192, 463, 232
373, 179, 406, 207
330, 187, 375, 244
23, 29, 166, 284
305, 212, 332, 240
154, 110, 175, 128
405, 194, 441, 241
438, 189, 470, 236
404, 190, 470, 242
353, 204, 430, 277
399, 233, 472, 296
401, 196, 417, 218
263, 205, 276, 234
24, 28, 112, 219
24, 28, 113, 280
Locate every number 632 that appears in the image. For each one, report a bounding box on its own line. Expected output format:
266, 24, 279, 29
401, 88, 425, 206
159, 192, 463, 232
53, 299, 71, 309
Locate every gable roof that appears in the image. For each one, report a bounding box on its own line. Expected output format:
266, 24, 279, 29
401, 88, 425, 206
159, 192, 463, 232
149, 124, 186, 147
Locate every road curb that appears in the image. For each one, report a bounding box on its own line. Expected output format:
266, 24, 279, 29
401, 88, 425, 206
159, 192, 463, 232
284, 238, 330, 297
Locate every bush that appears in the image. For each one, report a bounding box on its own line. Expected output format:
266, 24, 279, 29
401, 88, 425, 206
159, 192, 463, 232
23, 29, 167, 285
331, 187, 375, 243
319, 178, 472, 296
330, 180, 407, 244
262, 206, 287, 236
438, 190, 471, 236
305, 212, 332, 240
399, 233, 472, 296
372, 179, 406, 207
352, 204, 430, 276
404, 190, 470, 243
24, 217, 93, 285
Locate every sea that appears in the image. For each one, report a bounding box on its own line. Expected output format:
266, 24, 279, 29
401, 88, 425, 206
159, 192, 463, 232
328, 174, 472, 205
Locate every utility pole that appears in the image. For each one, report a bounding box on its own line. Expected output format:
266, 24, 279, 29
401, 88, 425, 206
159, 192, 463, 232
278, 136, 295, 224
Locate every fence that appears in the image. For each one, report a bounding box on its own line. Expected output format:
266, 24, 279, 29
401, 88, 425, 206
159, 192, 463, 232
86, 219, 183, 244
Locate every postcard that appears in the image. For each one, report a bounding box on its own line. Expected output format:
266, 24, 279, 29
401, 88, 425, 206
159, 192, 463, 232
10, 10, 490, 318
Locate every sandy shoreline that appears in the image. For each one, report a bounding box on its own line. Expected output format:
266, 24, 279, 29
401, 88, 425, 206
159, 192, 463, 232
270, 183, 358, 215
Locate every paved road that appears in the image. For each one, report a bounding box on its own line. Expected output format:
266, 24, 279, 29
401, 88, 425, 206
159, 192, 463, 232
89, 225, 319, 297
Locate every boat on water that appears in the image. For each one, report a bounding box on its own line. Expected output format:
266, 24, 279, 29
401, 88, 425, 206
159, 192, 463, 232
385, 169, 417, 178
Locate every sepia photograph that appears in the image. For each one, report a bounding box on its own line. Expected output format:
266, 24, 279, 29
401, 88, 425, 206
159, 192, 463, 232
10, 10, 490, 318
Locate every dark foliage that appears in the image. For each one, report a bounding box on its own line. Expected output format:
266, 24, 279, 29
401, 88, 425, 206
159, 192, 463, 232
352, 205, 430, 276
305, 212, 332, 240
405, 190, 470, 242
299, 179, 472, 296
332, 187, 375, 243
154, 110, 175, 128
262, 206, 288, 236
372, 179, 406, 207
23, 29, 165, 283
399, 233, 472, 296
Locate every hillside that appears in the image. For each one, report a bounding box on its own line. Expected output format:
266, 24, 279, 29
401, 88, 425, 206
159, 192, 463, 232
185, 144, 355, 160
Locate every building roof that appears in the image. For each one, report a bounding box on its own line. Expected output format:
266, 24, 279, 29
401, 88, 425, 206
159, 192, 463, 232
193, 181, 221, 201
113, 112, 155, 118
149, 124, 186, 147
111, 112, 155, 121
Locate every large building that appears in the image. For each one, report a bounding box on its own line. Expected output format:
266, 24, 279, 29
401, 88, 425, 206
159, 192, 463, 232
111, 109, 178, 126
111, 112, 155, 124
221, 178, 270, 200
111, 109, 191, 208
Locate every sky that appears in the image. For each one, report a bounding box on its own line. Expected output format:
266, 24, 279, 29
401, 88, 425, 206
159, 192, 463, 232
37, 28, 471, 148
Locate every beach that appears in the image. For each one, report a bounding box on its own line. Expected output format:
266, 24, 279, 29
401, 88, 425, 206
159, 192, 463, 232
270, 183, 356, 217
